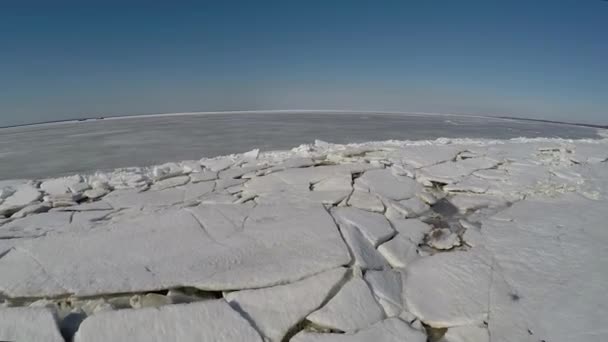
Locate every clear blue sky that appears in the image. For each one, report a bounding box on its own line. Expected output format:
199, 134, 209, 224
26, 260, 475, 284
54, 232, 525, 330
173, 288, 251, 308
1, 1, 606, 126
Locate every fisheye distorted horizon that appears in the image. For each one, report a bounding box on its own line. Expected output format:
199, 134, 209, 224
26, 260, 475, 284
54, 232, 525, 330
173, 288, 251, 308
0, 1, 606, 126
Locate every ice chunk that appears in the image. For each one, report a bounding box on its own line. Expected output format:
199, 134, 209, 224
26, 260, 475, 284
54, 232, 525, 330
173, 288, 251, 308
0, 184, 42, 216
0, 211, 73, 240
385, 197, 430, 218
152, 162, 184, 180
186, 204, 251, 242
0, 307, 64, 342
292, 317, 425, 342
129, 293, 171, 309
0, 248, 67, 297
364, 270, 404, 317
427, 228, 461, 250
55, 200, 113, 211
225, 268, 347, 341
0, 205, 350, 297
201, 157, 234, 172
449, 194, 508, 214
104, 188, 185, 209
377, 236, 419, 269
479, 196, 608, 342
444, 177, 491, 194
397, 145, 463, 168
332, 207, 395, 246
356, 169, 422, 200
150, 175, 190, 191
73, 300, 262, 342
40, 175, 83, 195
10, 202, 51, 218
307, 277, 385, 332
339, 224, 388, 270
83, 187, 110, 200
215, 177, 247, 191
441, 325, 489, 342
347, 190, 384, 212
189, 170, 218, 183
181, 180, 215, 202
403, 249, 492, 327
417, 158, 498, 185
220, 165, 267, 180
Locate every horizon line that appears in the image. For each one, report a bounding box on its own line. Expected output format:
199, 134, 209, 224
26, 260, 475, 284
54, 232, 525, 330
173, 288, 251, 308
0, 109, 605, 130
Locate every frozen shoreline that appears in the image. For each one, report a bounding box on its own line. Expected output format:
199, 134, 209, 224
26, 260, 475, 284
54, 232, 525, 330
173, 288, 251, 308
1, 137, 608, 342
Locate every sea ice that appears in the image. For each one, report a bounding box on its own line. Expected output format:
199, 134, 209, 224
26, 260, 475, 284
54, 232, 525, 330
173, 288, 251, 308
0, 307, 64, 342
307, 277, 385, 332
292, 317, 425, 342
73, 300, 262, 342
225, 268, 347, 341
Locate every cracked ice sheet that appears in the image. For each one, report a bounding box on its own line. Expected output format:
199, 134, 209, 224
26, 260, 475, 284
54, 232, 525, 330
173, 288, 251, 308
364, 270, 404, 317
225, 267, 347, 342
355, 169, 423, 200
338, 223, 388, 270
394, 145, 464, 168
416, 157, 499, 185
402, 249, 493, 328
74, 299, 262, 342
477, 194, 608, 342
441, 325, 489, 342
292, 318, 426, 342
0, 211, 77, 239
0, 183, 41, 216
307, 276, 385, 332
332, 207, 395, 247
0, 204, 350, 297
0, 307, 64, 342
244, 164, 363, 205
104, 187, 185, 209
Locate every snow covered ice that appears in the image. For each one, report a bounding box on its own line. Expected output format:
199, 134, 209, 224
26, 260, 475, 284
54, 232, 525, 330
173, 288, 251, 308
1, 133, 608, 341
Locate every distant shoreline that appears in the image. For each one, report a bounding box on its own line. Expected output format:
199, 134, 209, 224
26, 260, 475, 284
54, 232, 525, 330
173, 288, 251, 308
497, 116, 608, 129
1, 110, 605, 130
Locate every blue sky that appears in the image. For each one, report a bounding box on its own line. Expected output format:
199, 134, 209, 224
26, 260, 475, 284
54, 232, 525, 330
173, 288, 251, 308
0, 1, 606, 126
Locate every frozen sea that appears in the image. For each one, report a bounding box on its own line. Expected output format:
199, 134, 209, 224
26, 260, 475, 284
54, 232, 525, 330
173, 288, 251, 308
0, 112, 601, 180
